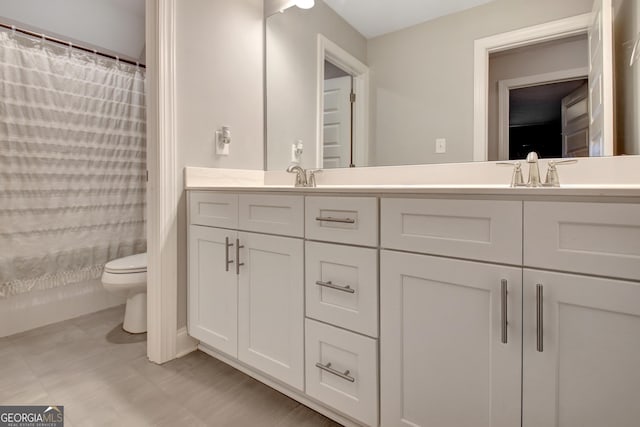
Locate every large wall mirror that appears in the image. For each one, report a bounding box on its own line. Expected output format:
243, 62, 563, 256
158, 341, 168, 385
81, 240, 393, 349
265, 0, 640, 170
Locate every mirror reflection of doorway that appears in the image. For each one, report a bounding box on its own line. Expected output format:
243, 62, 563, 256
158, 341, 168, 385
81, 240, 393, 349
317, 34, 369, 170
489, 33, 591, 160
323, 60, 354, 168
507, 79, 589, 160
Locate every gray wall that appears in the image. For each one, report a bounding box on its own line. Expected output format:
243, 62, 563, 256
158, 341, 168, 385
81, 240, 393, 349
487, 36, 589, 160
367, 0, 593, 166
266, 0, 367, 170
176, 0, 265, 328
0, 0, 145, 61
614, 0, 640, 155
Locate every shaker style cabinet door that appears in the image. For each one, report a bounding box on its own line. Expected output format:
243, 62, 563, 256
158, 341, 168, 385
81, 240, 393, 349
237, 232, 304, 391
380, 250, 522, 427
188, 225, 238, 358
522, 269, 640, 427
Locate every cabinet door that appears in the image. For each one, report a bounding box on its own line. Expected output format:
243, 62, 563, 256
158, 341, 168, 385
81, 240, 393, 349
381, 250, 522, 427
523, 270, 640, 427
237, 232, 304, 390
188, 225, 238, 357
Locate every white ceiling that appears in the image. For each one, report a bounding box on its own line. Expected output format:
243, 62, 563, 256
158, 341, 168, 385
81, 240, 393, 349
322, 0, 495, 39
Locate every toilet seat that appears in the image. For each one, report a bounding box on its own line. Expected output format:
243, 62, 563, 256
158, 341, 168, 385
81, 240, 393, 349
104, 253, 147, 274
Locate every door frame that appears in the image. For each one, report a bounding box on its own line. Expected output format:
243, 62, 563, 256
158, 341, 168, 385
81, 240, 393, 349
473, 13, 592, 161
498, 67, 589, 160
316, 34, 369, 168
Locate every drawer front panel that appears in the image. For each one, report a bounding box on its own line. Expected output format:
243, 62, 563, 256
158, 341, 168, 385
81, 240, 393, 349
524, 202, 640, 280
381, 198, 522, 265
239, 194, 304, 237
305, 196, 378, 246
306, 242, 378, 337
189, 192, 238, 229
305, 319, 378, 427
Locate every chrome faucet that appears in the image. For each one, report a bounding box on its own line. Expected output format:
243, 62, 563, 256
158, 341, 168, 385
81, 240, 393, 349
286, 165, 322, 188
525, 151, 542, 187
499, 152, 577, 188
286, 164, 308, 187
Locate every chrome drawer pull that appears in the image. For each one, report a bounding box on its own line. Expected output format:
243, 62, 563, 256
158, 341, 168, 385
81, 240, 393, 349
315, 280, 356, 294
315, 216, 356, 224
315, 362, 355, 383
501, 279, 508, 344
225, 237, 234, 272
236, 238, 244, 275
536, 284, 544, 352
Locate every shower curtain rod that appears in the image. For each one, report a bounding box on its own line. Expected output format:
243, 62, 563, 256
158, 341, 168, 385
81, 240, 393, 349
0, 22, 146, 68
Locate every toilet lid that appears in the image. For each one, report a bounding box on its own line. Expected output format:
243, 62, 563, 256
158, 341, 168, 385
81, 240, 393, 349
104, 253, 147, 274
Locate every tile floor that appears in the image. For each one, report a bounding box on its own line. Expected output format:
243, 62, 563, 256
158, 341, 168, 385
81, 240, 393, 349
0, 306, 341, 426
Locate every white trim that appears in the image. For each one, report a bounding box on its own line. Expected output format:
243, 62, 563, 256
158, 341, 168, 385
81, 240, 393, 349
498, 67, 589, 160
316, 34, 370, 168
473, 13, 592, 161
198, 344, 362, 427
176, 327, 199, 358
146, 0, 179, 364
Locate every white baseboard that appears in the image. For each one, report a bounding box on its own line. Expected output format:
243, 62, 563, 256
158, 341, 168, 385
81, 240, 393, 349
0, 279, 126, 338
198, 344, 363, 427
175, 327, 198, 358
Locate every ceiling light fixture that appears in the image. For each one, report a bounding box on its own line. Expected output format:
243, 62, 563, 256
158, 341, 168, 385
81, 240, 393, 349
295, 0, 315, 9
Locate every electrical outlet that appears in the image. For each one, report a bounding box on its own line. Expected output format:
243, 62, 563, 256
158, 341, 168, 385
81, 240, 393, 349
435, 138, 446, 154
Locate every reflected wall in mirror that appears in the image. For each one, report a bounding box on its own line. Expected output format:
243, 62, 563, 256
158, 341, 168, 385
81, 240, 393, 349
266, 0, 640, 170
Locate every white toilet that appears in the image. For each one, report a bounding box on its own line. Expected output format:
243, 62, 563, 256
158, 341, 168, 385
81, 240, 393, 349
101, 252, 147, 333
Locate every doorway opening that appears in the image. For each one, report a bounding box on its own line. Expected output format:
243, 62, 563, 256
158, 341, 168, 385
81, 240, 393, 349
323, 60, 354, 168
316, 34, 369, 169
506, 79, 589, 160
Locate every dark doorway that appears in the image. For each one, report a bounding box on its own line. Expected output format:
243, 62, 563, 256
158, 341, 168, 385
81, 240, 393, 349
509, 79, 588, 160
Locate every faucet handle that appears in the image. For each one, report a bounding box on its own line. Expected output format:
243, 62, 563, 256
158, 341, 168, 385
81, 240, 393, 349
307, 169, 322, 188
497, 161, 524, 187
544, 159, 578, 187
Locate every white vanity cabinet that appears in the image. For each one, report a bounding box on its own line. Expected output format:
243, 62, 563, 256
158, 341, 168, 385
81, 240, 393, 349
188, 189, 640, 427
188, 192, 304, 391
381, 251, 523, 427
380, 198, 524, 427
189, 225, 239, 357
522, 270, 640, 427
381, 197, 640, 427
521, 201, 640, 427
304, 196, 379, 426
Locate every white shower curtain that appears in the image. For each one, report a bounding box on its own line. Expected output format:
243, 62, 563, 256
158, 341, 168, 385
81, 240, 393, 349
0, 32, 146, 298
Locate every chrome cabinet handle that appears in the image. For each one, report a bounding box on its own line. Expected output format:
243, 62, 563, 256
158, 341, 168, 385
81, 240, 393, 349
536, 284, 544, 352
315, 362, 355, 383
236, 238, 244, 275
501, 279, 508, 344
315, 280, 355, 294
225, 237, 234, 272
315, 216, 356, 224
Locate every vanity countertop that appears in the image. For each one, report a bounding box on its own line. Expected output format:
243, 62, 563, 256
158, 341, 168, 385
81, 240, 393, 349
185, 183, 640, 198
183, 165, 640, 199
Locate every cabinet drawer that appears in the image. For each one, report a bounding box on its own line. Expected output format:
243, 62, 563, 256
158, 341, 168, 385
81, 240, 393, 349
305, 196, 378, 246
524, 202, 640, 280
238, 194, 303, 237
189, 192, 238, 229
381, 198, 522, 265
305, 319, 378, 427
305, 242, 378, 337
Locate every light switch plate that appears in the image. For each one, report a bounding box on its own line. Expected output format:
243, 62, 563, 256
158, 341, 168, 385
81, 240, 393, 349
435, 138, 446, 154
